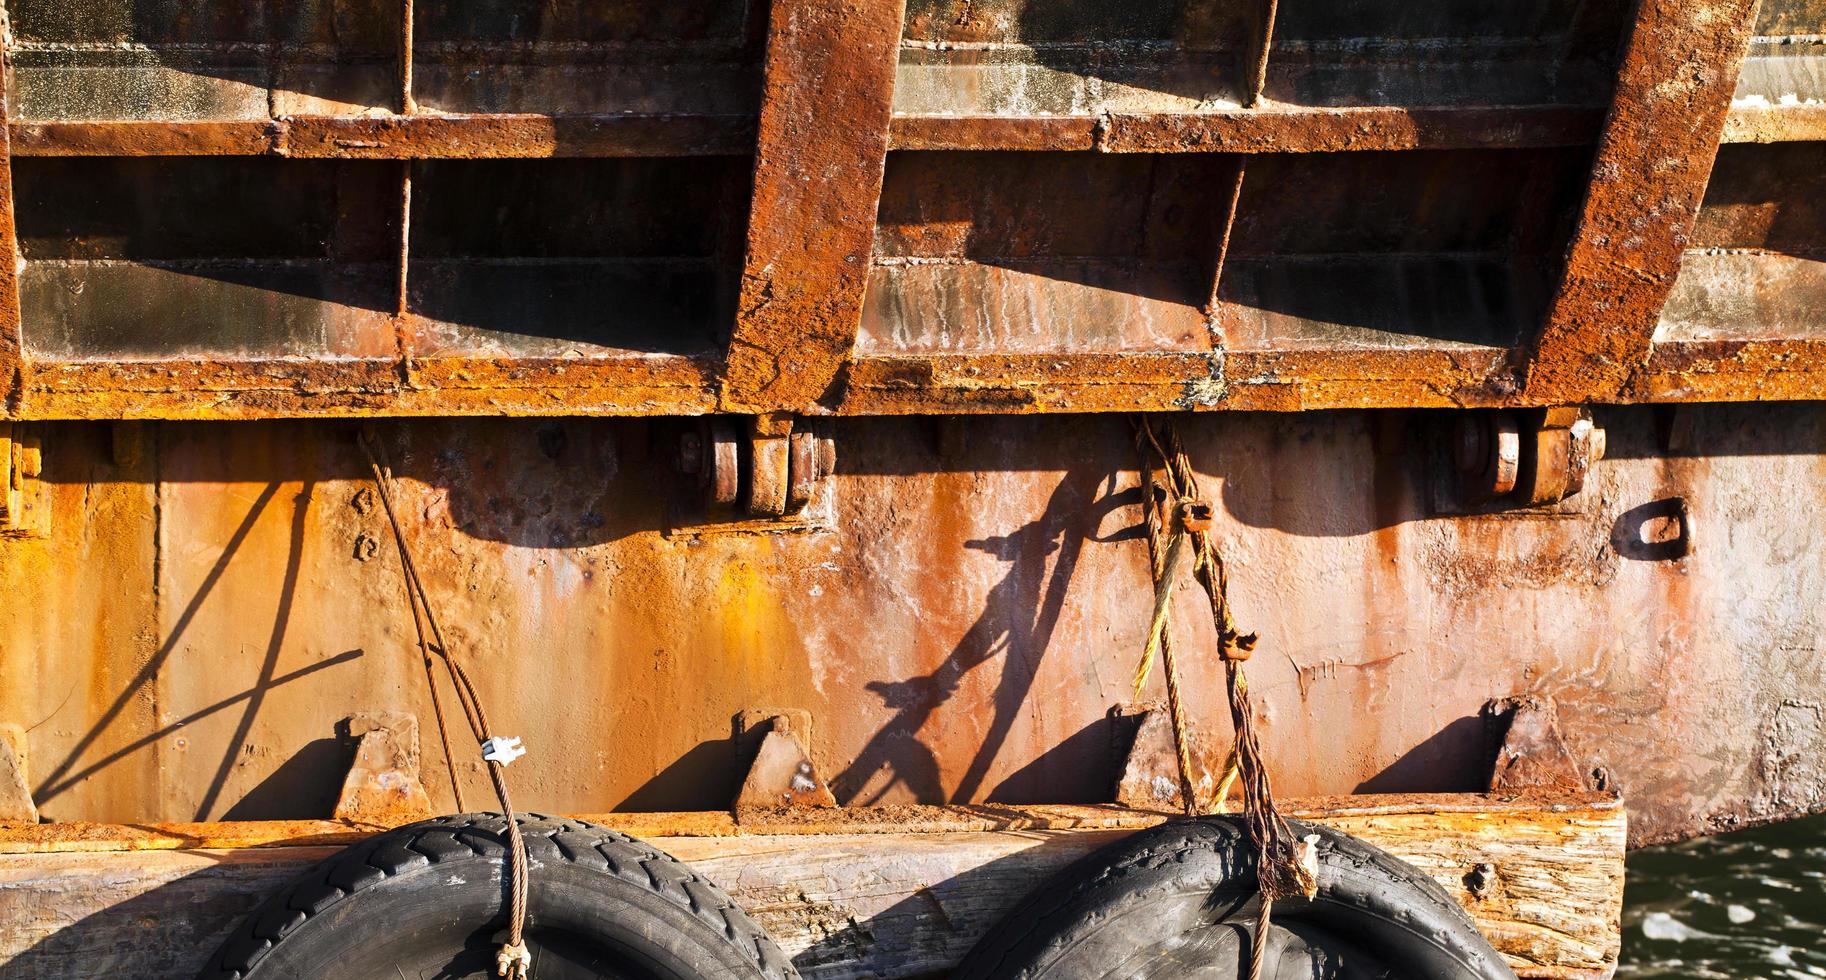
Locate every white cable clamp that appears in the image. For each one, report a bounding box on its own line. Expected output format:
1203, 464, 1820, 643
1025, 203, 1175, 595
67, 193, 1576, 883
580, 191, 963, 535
481, 735, 526, 766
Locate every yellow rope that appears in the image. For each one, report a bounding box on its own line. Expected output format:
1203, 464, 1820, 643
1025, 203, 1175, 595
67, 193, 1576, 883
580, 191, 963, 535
1130, 416, 1315, 980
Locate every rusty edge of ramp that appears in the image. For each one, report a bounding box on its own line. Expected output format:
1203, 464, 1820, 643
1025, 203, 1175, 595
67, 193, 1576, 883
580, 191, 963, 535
0, 792, 1625, 979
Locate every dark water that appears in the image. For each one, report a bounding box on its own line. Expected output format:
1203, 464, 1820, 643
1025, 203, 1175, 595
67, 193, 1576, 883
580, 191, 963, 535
1620, 813, 1826, 978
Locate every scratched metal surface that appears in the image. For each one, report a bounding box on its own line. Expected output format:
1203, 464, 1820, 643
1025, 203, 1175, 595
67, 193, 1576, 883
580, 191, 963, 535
0, 406, 1818, 846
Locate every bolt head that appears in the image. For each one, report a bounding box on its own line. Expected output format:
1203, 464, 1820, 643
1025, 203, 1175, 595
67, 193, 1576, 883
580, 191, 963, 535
678, 431, 704, 474
1454, 416, 1489, 473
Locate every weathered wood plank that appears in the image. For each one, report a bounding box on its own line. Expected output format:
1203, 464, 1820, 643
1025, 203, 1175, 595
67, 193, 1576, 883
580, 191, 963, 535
0, 794, 1624, 979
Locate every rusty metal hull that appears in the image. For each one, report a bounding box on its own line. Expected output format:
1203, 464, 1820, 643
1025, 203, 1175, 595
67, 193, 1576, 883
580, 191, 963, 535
0, 0, 1823, 418
0, 407, 1819, 847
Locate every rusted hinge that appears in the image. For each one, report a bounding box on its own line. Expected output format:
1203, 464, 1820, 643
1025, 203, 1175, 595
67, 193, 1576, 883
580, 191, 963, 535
671, 415, 835, 532
1434, 408, 1606, 515
0, 423, 47, 539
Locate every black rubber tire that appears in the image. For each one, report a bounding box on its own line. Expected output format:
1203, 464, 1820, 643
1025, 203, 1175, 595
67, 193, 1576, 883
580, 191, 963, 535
954, 816, 1516, 980
199, 812, 798, 980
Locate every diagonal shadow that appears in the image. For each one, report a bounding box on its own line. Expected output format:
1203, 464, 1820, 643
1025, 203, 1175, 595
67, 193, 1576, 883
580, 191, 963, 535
194, 482, 313, 821
33, 482, 282, 806
831, 470, 1139, 806
30, 651, 362, 804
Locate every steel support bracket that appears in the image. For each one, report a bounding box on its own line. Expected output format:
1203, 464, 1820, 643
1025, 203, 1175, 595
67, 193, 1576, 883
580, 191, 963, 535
0, 423, 47, 538
333, 712, 436, 824
1484, 695, 1608, 795
733, 711, 836, 813
1111, 703, 1224, 813
0, 724, 36, 824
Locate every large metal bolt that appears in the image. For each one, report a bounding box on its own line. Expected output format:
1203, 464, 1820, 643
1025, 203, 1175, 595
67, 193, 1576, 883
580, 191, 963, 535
1454, 416, 1489, 474
1454, 412, 1520, 501
1465, 863, 1497, 900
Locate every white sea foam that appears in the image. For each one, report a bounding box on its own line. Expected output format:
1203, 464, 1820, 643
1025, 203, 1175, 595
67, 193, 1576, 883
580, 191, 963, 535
1640, 912, 1719, 942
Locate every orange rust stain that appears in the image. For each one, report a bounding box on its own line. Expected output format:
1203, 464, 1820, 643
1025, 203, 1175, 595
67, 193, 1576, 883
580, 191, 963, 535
716, 557, 781, 674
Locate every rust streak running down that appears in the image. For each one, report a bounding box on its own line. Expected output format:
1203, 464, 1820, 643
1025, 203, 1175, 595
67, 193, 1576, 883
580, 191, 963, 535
720, 0, 908, 412
1524, 0, 1760, 404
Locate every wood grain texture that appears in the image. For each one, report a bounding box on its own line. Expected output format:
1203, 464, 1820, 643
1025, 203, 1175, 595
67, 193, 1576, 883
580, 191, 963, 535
0, 794, 1624, 979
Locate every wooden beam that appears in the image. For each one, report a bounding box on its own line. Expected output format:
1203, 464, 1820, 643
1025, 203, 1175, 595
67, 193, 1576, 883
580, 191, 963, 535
718, 0, 907, 413
1521, 0, 1759, 404
0, 794, 1624, 980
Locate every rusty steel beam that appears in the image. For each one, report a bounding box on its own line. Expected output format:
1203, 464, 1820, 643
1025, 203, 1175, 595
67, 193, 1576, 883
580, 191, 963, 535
13, 347, 1518, 421
718, 0, 907, 412
1098, 105, 1603, 153
1522, 0, 1759, 405
9, 117, 756, 159
1632, 338, 1826, 402
10, 121, 280, 157
0, 51, 19, 414
893, 105, 1605, 154
838, 348, 1515, 415
889, 116, 1098, 152
16, 357, 719, 421
21, 339, 1826, 421
9, 106, 1604, 160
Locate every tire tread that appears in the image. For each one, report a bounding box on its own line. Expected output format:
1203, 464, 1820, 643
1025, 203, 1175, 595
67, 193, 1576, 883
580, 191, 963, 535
199, 813, 794, 980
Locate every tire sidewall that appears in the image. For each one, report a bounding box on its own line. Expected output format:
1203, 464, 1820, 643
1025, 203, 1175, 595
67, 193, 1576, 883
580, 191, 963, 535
252, 858, 760, 979
956, 816, 1515, 980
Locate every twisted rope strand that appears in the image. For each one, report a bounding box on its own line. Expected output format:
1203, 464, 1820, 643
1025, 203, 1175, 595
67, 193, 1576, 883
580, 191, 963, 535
1131, 417, 1312, 980
1136, 457, 1203, 816
362, 432, 531, 979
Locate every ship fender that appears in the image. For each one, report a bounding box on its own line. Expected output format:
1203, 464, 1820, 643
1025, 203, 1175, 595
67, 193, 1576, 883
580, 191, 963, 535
200, 813, 797, 980
955, 815, 1517, 979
